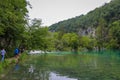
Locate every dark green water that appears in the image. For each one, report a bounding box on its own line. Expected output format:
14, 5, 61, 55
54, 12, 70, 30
1, 51, 120, 80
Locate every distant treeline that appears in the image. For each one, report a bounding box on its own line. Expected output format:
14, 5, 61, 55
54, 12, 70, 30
49, 0, 120, 32
49, 0, 120, 50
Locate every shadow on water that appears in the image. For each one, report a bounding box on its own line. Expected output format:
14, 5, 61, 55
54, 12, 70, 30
1, 50, 120, 80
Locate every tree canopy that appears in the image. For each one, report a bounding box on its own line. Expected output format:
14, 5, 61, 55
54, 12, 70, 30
49, 0, 120, 33
0, 0, 28, 50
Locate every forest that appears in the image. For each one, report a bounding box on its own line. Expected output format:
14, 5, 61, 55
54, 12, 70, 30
0, 0, 120, 58
49, 0, 120, 51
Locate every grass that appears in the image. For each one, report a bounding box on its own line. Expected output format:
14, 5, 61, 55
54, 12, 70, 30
0, 52, 28, 73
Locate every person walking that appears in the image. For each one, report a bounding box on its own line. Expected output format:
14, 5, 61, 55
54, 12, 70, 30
0, 48, 6, 62
14, 48, 19, 58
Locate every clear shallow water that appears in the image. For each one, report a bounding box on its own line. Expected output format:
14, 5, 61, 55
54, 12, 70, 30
1, 51, 120, 80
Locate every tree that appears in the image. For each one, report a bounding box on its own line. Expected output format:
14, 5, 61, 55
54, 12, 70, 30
107, 20, 120, 49
28, 19, 50, 51
52, 32, 64, 51
62, 33, 79, 52
79, 36, 96, 51
96, 18, 107, 51
0, 0, 28, 56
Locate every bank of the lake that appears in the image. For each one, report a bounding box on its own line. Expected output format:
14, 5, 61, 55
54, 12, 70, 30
0, 52, 28, 76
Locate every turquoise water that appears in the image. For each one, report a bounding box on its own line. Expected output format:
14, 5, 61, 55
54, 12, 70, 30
1, 51, 120, 80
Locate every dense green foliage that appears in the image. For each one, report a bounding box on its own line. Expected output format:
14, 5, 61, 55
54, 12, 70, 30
107, 20, 120, 49
49, 0, 120, 50
49, 0, 120, 32
27, 18, 51, 51
50, 32, 96, 51
0, 0, 28, 55
0, 1, 51, 57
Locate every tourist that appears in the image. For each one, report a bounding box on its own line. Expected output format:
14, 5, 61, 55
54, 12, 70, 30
0, 48, 6, 62
14, 48, 20, 57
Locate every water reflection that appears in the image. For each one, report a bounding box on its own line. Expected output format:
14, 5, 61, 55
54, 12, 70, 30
49, 72, 77, 80
28, 64, 34, 73
14, 63, 20, 71
1, 53, 120, 80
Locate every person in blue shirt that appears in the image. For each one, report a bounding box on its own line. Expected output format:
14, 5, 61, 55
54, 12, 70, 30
14, 48, 20, 58
1, 48, 6, 62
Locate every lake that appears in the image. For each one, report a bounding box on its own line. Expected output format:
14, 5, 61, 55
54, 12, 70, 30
1, 51, 120, 80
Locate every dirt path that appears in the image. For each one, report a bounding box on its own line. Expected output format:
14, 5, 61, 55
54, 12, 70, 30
0, 54, 22, 64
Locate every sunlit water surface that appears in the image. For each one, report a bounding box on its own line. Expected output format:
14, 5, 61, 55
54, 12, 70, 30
1, 51, 120, 80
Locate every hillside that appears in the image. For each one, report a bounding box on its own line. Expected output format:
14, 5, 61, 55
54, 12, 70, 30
49, 0, 120, 34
